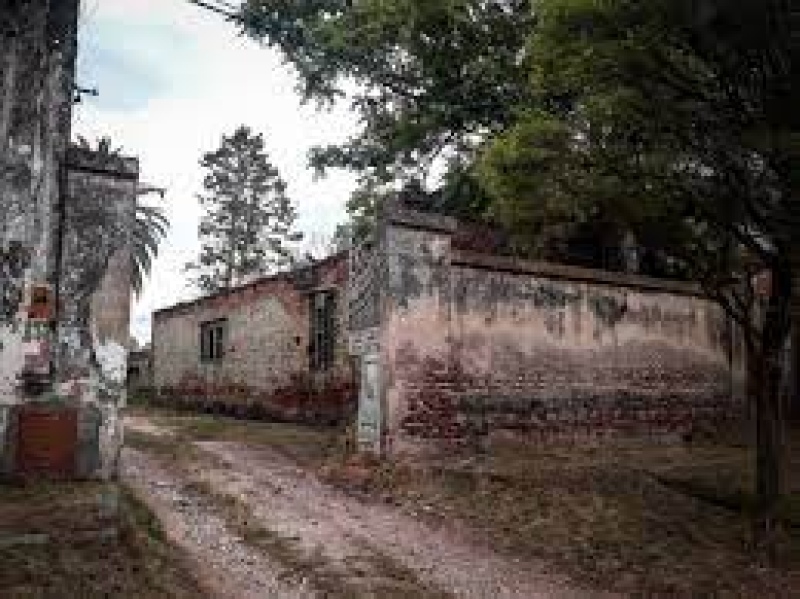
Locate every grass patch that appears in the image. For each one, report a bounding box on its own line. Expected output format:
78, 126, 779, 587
0, 482, 208, 599
132, 406, 345, 467
349, 543, 454, 599
323, 438, 800, 597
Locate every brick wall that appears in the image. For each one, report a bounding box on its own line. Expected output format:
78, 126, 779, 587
152, 254, 355, 423
376, 206, 745, 453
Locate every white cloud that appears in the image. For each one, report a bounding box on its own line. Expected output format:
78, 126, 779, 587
73, 0, 360, 344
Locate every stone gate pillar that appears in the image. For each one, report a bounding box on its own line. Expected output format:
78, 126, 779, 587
347, 238, 384, 454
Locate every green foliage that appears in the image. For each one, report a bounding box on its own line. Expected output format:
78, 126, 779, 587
241, 0, 533, 188
477, 0, 798, 536
132, 203, 169, 295
481, 0, 798, 322
73, 136, 170, 296
331, 179, 385, 249
185, 126, 301, 293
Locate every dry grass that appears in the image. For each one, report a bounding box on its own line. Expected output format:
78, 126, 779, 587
327, 437, 800, 597
0, 482, 208, 599
128, 405, 344, 466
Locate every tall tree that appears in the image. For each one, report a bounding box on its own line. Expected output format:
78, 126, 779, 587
186, 126, 301, 293
479, 0, 799, 547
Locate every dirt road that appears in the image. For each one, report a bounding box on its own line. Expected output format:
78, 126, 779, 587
123, 415, 612, 599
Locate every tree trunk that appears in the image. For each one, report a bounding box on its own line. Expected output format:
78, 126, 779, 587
752, 264, 792, 555
790, 265, 800, 420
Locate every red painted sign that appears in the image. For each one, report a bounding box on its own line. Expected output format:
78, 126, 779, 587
15, 406, 78, 478
27, 284, 55, 320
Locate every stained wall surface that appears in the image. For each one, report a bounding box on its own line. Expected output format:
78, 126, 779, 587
56, 147, 137, 479
152, 254, 355, 423
1, 0, 78, 403
1, 1, 134, 480
373, 206, 745, 453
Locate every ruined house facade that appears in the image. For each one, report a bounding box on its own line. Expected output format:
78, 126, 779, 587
350, 201, 748, 455
152, 253, 355, 423
1, 1, 134, 479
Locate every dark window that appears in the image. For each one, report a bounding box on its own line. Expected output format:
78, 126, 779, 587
200, 319, 227, 363
309, 291, 336, 371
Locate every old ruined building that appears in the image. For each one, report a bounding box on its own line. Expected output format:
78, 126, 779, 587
1, 0, 136, 480
152, 252, 355, 423
349, 198, 749, 455
152, 195, 753, 455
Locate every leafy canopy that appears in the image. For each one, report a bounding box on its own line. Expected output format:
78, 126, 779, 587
241, 0, 532, 189
480, 0, 798, 326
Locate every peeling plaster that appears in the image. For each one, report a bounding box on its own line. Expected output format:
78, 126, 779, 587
94, 340, 127, 387
348, 205, 746, 455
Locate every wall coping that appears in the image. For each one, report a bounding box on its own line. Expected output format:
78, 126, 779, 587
65, 147, 139, 181
384, 205, 458, 234
153, 251, 347, 320
382, 202, 704, 298
451, 249, 704, 297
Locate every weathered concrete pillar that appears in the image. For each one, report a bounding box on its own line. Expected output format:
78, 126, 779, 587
56, 146, 138, 480
0, 1, 135, 482
1, 0, 80, 477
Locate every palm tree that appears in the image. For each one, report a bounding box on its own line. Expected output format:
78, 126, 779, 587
132, 194, 169, 295
73, 136, 169, 295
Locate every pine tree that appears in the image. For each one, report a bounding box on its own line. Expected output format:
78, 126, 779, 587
186, 126, 301, 293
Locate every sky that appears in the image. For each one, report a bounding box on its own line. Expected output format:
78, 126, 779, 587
72, 0, 359, 346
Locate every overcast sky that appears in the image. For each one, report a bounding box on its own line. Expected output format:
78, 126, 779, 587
72, 0, 359, 346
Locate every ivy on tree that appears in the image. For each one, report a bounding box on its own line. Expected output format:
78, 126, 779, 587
186, 126, 301, 293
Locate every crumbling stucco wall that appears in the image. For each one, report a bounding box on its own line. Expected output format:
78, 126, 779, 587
1, 0, 78, 393
55, 147, 137, 479
0, 0, 80, 475
153, 254, 355, 423
1, 1, 135, 479
359, 204, 746, 454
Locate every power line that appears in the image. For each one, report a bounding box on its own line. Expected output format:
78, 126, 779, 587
185, 0, 243, 22
215, 0, 240, 11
